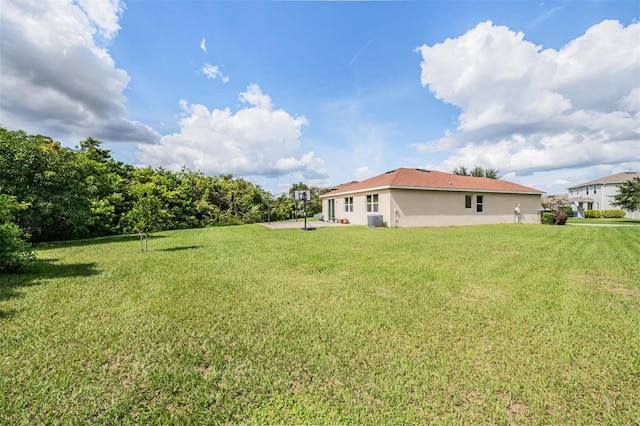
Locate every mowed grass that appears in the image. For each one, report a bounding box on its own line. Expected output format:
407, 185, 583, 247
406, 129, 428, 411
1, 224, 639, 424
568, 217, 640, 225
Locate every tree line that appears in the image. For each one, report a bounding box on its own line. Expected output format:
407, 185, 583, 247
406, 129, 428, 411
1, 127, 327, 268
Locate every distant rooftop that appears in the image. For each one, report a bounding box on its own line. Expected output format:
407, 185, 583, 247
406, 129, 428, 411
567, 172, 640, 189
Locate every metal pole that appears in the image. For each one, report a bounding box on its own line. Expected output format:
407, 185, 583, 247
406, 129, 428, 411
304, 194, 308, 229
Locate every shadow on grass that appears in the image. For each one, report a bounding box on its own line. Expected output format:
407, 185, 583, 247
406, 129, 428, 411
568, 220, 640, 226
156, 245, 203, 252
0, 258, 100, 319
35, 234, 166, 251
616, 219, 640, 224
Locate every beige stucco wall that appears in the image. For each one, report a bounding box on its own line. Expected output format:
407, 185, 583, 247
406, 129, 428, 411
323, 189, 392, 226
390, 189, 541, 227
323, 189, 542, 227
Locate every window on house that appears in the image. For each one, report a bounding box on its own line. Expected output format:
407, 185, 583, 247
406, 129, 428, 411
476, 195, 483, 213
366, 194, 379, 212
593, 185, 597, 194
465, 195, 472, 209
344, 197, 353, 212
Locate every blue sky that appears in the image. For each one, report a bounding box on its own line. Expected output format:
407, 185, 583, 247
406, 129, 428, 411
1, 0, 639, 195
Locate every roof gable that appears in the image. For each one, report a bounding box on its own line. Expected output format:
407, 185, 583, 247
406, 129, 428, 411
322, 168, 543, 197
568, 172, 640, 189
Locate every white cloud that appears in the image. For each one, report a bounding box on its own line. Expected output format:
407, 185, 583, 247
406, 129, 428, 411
201, 63, 229, 83
76, 0, 124, 40
354, 166, 375, 181
0, 0, 158, 144
136, 85, 327, 179
200, 37, 207, 53
618, 87, 640, 114
415, 20, 640, 178
239, 83, 272, 109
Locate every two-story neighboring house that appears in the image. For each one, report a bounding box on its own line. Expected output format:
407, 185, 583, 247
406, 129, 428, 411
567, 172, 640, 218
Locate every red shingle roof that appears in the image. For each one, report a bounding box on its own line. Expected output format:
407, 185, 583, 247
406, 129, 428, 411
322, 168, 543, 197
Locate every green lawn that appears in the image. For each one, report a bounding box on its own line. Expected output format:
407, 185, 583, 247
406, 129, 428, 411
568, 217, 640, 225
2, 224, 639, 424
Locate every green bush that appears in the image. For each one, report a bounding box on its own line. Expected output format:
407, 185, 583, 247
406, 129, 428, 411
585, 209, 626, 219
603, 209, 626, 218
0, 223, 35, 273
0, 194, 35, 272
542, 212, 555, 225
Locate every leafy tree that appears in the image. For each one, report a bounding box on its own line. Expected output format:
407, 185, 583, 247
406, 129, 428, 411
76, 137, 132, 236
611, 177, 640, 213
126, 182, 168, 252
0, 194, 35, 272
309, 185, 331, 215
264, 193, 294, 222
541, 195, 572, 216
1, 127, 306, 241
77, 136, 112, 163
288, 182, 328, 216
0, 128, 94, 241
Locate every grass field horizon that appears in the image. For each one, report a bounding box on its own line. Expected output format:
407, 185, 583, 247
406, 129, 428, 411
2, 224, 639, 424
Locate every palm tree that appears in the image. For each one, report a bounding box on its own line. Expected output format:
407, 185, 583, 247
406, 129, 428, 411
452, 166, 469, 176
452, 165, 500, 179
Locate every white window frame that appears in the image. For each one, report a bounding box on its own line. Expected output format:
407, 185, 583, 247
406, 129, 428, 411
366, 194, 379, 213
344, 197, 353, 212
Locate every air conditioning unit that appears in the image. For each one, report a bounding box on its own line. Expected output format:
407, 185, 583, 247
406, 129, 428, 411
367, 215, 383, 227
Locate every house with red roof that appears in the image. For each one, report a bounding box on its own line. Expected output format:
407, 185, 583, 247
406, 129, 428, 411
320, 168, 544, 227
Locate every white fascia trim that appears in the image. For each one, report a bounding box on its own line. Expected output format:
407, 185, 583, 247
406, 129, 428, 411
322, 185, 542, 198
390, 185, 543, 195
320, 185, 391, 198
